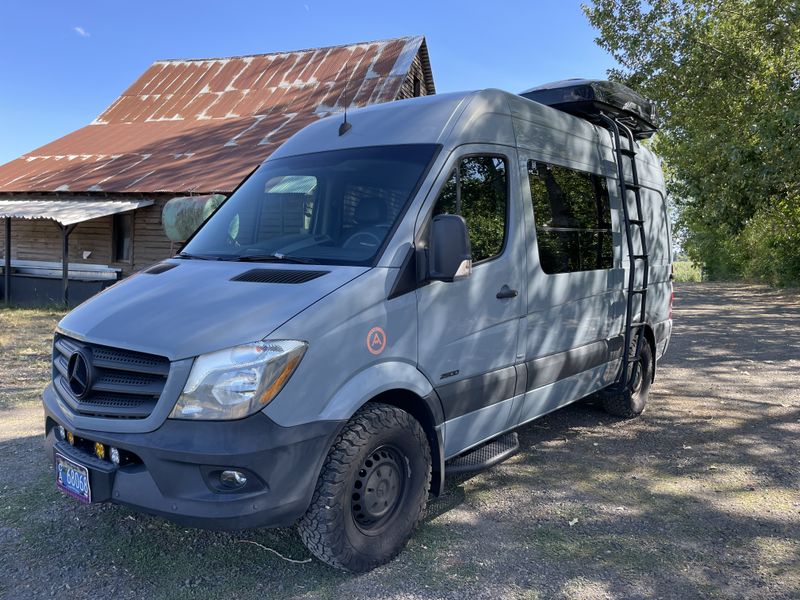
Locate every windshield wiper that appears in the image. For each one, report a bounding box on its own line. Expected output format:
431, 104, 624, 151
225, 253, 319, 265
175, 252, 217, 260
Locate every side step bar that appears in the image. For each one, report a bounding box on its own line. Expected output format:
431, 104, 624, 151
445, 432, 520, 475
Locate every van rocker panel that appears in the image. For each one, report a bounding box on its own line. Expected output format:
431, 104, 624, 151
43, 384, 343, 530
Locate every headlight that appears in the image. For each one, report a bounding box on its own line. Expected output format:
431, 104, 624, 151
169, 340, 307, 420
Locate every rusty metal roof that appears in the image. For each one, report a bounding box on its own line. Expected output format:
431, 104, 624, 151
0, 199, 153, 226
0, 36, 434, 195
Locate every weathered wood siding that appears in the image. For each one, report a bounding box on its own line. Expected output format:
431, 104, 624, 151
129, 197, 177, 271
397, 51, 434, 99
0, 196, 177, 276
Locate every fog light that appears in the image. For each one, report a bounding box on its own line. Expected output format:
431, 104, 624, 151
66, 431, 75, 445
94, 442, 106, 460
56, 425, 66, 441
109, 447, 120, 466
220, 470, 247, 489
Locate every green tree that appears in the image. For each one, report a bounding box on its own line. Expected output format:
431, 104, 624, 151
583, 0, 800, 284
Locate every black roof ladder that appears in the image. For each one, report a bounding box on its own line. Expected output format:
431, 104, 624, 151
600, 114, 650, 391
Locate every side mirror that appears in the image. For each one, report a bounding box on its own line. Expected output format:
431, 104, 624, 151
428, 214, 472, 282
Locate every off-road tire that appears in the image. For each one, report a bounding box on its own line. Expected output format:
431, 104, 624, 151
602, 337, 654, 418
297, 403, 431, 572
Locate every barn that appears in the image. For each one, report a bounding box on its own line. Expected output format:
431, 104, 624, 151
0, 36, 435, 305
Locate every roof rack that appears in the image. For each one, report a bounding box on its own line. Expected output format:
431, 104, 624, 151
519, 79, 658, 139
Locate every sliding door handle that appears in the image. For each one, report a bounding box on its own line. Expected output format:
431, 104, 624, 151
496, 285, 518, 299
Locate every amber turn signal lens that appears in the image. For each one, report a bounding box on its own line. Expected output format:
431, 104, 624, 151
94, 442, 106, 460
66, 431, 75, 445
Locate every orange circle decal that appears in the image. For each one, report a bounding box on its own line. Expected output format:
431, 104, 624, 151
366, 326, 387, 355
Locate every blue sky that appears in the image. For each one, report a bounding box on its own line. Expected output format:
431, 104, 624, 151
0, 1, 616, 166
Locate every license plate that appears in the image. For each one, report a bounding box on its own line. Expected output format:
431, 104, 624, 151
55, 452, 91, 503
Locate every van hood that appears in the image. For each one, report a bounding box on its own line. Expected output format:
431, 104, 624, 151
57, 260, 368, 361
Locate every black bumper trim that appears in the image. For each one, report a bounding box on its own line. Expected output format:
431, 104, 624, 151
43, 385, 344, 530
54, 440, 117, 503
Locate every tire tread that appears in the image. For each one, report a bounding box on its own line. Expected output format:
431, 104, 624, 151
297, 403, 431, 572
602, 338, 654, 418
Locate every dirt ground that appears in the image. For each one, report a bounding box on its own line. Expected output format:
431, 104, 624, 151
0, 283, 798, 599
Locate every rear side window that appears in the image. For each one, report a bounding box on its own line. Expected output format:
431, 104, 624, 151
432, 156, 507, 263
528, 161, 613, 273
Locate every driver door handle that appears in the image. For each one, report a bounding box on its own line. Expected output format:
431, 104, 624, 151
496, 285, 518, 299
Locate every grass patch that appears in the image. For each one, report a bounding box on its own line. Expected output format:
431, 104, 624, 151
13, 483, 348, 600
672, 260, 702, 282
0, 307, 65, 408
0, 471, 54, 525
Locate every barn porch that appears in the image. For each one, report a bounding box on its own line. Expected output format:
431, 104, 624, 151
1, 199, 152, 306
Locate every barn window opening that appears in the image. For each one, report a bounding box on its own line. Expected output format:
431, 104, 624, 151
113, 212, 133, 262
413, 76, 421, 97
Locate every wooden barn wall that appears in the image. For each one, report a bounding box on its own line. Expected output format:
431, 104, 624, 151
397, 52, 432, 99
130, 197, 177, 271
0, 196, 177, 277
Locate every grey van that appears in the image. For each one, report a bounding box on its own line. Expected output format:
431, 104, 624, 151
43, 80, 673, 572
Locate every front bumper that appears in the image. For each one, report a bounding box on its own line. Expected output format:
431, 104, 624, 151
43, 384, 342, 530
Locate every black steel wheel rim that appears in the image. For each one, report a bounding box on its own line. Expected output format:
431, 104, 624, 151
630, 359, 643, 393
351, 445, 407, 532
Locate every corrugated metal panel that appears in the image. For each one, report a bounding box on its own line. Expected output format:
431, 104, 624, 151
0, 199, 154, 226
0, 36, 432, 195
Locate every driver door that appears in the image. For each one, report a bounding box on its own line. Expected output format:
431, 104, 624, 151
415, 146, 527, 457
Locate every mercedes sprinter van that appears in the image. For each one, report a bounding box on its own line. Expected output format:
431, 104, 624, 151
43, 80, 673, 572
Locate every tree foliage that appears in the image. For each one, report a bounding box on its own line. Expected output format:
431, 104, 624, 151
583, 0, 800, 284
435, 156, 508, 262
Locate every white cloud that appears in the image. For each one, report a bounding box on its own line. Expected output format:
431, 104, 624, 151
73, 26, 90, 38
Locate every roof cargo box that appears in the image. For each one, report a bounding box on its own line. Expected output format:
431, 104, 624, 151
520, 79, 658, 139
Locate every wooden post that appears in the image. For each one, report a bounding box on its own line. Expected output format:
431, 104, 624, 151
61, 225, 69, 306
4, 218, 10, 305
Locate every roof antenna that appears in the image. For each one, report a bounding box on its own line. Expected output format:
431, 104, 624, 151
339, 62, 353, 136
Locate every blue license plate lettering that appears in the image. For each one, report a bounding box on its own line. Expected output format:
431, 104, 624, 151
55, 453, 91, 503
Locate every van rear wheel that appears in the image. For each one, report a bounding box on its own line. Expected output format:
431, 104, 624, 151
602, 336, 654, 418
297, 403, 431, 572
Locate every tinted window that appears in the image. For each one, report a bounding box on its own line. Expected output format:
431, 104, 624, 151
183, 145, 438, 266
432, 156, 507, 263
528, 161, 613, 273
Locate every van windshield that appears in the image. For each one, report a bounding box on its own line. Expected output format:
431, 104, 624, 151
182, 144, 438, 266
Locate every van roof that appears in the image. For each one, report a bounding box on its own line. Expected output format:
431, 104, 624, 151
269, 88, 661, 184
269, 90, 492, 159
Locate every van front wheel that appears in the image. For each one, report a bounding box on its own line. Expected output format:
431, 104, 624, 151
297, 403, 431, 572
602, 337, 654, 418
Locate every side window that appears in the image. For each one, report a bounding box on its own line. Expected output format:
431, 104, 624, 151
528, 161, 613, 274
432, 156, 507, 263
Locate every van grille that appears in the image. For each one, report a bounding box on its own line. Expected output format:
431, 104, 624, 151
52, 334, 170, 419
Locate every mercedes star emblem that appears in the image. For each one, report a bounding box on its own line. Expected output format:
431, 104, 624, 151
66, 351, 92, 399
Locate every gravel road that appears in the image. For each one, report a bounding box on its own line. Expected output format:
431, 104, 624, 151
0, 283, 798, 599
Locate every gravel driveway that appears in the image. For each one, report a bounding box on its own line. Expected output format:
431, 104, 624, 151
1, 283, 798, 599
